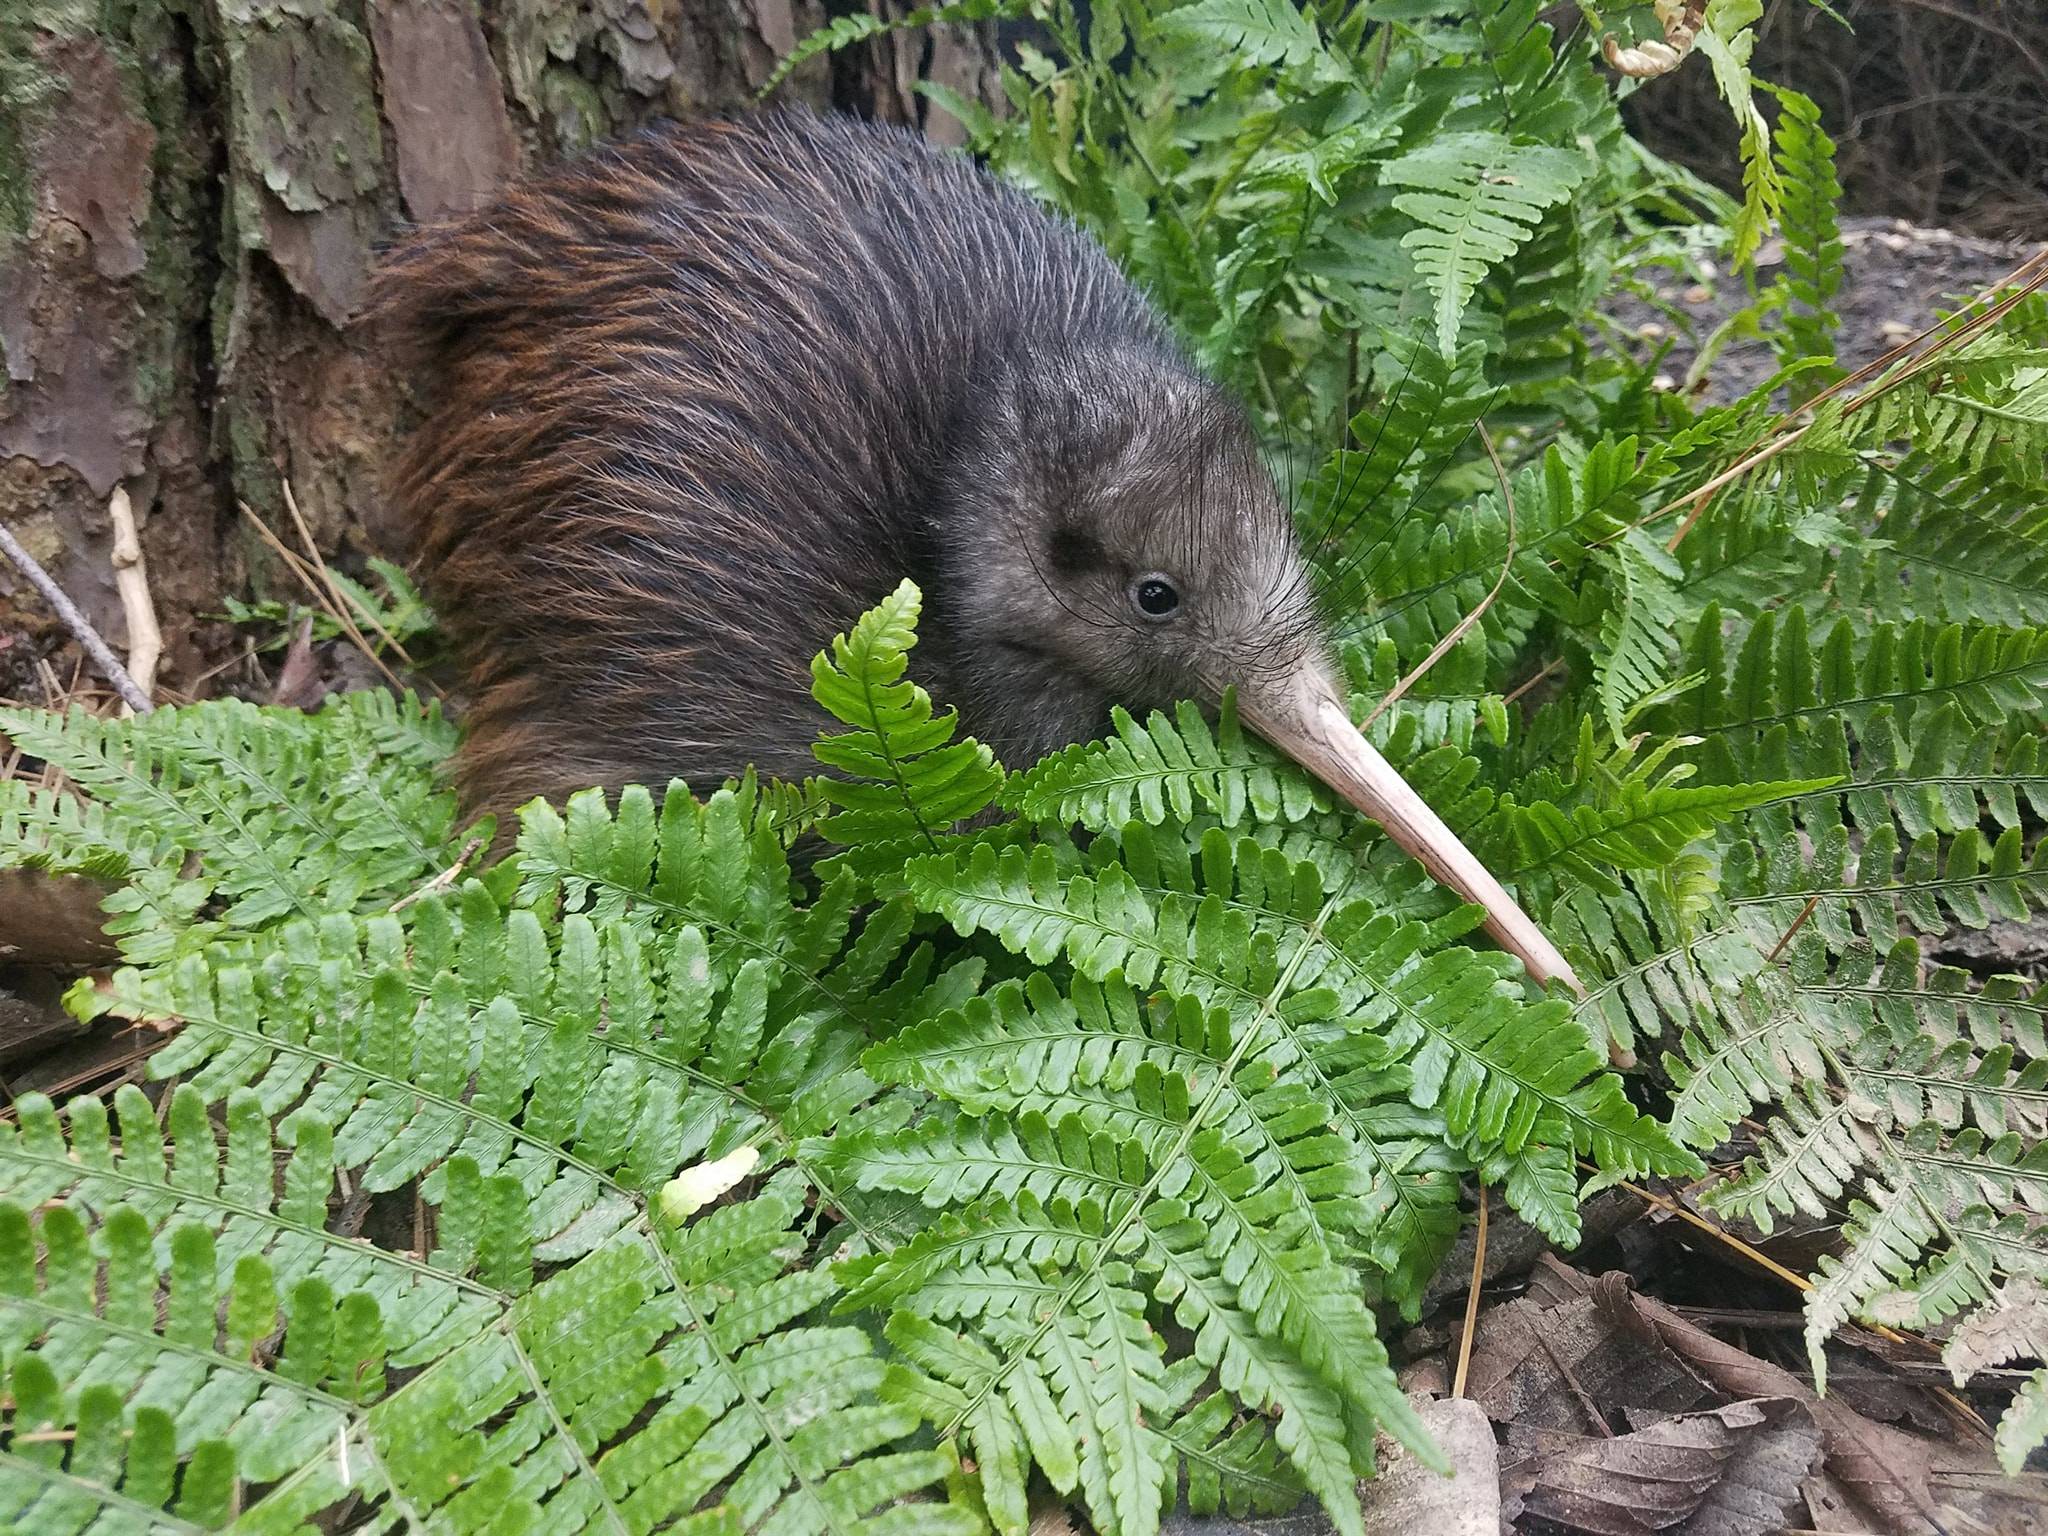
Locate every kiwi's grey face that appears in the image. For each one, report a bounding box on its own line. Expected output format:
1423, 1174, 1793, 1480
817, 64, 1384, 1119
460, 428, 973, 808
930, 341, 1583, 997
933, 346, 1325, 730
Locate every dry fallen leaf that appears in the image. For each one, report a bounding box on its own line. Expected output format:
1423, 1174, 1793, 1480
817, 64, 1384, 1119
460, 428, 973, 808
1465, 1262, 1707, 1434
1500, 1396, 1819, 1536
268, 614, 327, 710
1595, 1269, 1959, 1532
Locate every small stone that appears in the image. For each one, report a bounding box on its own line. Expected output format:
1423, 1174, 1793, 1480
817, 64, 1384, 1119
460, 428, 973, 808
1398, 1357, 1449, 1396
1879, 320, 1914, 340
1636, 321, 1666, 340
1652, 373, 1678, 392
1682, 284, 1713, 304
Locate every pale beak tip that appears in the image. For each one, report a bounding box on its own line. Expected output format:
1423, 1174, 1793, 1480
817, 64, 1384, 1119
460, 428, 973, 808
1238, 662, 1592, 1012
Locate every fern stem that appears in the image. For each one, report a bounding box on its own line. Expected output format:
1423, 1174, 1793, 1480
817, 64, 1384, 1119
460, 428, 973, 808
0, 1448, 210, 1531
0, 1292, 355, 1410
505, 1326, 636, 1536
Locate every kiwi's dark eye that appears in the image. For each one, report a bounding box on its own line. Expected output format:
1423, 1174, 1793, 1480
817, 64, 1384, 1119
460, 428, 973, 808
1131, 575, 1181, 620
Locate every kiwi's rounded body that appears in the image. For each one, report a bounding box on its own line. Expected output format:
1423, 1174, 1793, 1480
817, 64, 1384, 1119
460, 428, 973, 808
374, 110, 1177, 816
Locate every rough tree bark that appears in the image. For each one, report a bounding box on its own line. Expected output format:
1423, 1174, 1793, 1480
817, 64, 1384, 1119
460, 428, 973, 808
0, 0, 1003, 700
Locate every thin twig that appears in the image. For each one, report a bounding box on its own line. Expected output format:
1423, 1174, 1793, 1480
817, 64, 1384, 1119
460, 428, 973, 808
1605, 1170, 1814, 1291
235, 500, 410, 696
1503, 656, 1565, 708
1660, 250, 2048, 552
1663, 486, 1715, 555
279, 480, 420, 668
1362, 423, 1518, 731
1451, 1183, 1489, 1399
1598, 1168, 1993, 1438
1764, 893, 1824, 964
106, 486, 161, 713
0, 520, 154, 713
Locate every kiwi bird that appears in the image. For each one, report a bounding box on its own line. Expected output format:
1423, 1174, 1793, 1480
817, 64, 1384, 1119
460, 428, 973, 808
373, 109, 1580, 993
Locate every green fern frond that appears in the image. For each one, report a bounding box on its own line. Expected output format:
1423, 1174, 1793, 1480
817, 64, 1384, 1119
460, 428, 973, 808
838, 970, 1450, 1298
1583, 898, 2043, 1417
0, 1186, 377, 1499
1157, 0, 1323, 70
1380, 131, 1589, 354
1006, 697, 1324, 831
0, 1084, 499, 1369
1863, 326, 2048, 482
105, 791, 959, 1259
1498, 774, 1836, 888
0, 803, 983, 1533
1691, 2, 1783, 267
189, 1186, 972, 1535
1302, 335, 1491, 529
845, 1196, 1179, 1536
1595, 531, 1689, 738
810, 580, 1003, 877
0, 1361, 234, 1532
1678, 605, 2048, 743
908, 828, 1696, 1196
761, 0, 1027, 94
1157, 1356, 1305, 1518
0, 692, 469, 963
1332, 437, 1650, 670
840, 1092, 1427, 1536
1768, 88, 1844, 387
1644, 927, 2047, 1420
1673, 499, 1839, 623
810, 813, 1618, 1533
1837, 460, 2048, 627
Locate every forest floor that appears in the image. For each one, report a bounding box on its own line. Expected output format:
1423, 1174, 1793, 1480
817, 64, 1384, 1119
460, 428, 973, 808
3, 218, 2047, 1533
1611, 215, 2046, 404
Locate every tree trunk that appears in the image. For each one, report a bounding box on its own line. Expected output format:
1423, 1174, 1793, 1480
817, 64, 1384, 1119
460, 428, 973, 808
0, 0, 1002, 703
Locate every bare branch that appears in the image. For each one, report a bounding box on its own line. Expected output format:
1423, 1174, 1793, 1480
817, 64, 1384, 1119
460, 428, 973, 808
0, 518, 154, 714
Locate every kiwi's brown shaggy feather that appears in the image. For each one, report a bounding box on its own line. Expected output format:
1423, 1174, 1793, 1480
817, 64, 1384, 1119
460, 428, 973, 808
374, 109, 1200, 818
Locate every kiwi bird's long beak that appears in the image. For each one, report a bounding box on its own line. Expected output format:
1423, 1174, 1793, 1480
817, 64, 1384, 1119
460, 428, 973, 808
1234, 659, 1585, 998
